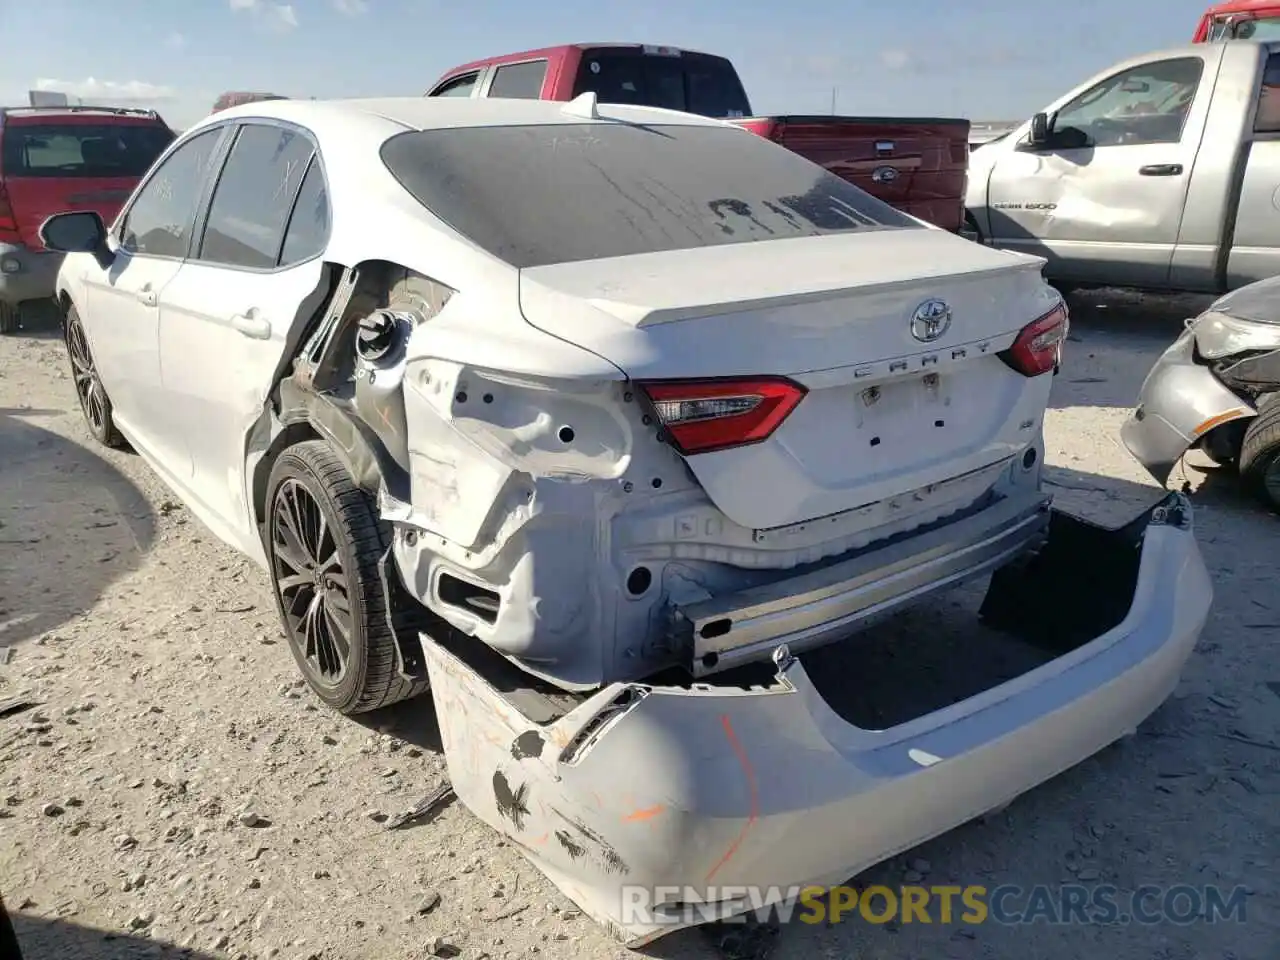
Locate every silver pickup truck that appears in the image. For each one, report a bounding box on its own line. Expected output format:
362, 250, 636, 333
966, 40, 1280, 294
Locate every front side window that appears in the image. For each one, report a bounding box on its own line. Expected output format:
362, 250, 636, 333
198, 123, 316, 269
279, 158, 330, 264
381, 122, 918, 270
1051, 57, 1204, 148
119, 128, 224, 259
429, 73, 479, 98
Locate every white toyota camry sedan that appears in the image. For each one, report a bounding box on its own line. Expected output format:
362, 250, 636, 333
43, 94, 1212, 944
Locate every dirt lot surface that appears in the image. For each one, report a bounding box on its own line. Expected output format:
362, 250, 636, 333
1, 291, 1277, 960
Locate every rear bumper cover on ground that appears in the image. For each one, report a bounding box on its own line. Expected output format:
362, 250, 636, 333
1121, 329, 1255, 485
422, 492, 1210, 946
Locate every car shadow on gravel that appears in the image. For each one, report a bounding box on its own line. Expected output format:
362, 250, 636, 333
0, 408, 155, 649
8, 911, 220, 959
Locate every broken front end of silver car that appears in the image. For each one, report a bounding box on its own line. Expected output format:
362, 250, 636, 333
1122, 286, 1280, 506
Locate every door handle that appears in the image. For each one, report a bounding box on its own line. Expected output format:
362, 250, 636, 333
136, 284, 157, 307
230, 309, 272, 340
1138, 163, 1183, 176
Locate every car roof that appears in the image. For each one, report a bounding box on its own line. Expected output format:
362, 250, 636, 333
196, 94, 735, 135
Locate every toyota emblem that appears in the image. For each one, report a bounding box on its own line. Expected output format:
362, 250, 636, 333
910, 299, 952, 342
871, 165, 899, 184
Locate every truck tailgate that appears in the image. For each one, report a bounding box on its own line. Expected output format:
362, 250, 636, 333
735, 116, 970, 231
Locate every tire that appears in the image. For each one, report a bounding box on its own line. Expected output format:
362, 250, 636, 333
265, 440, 429, 714
63, 304, 126, 448
0, 302, 18, 334
959, 212, 983, 244
1239, 397, 1280, 513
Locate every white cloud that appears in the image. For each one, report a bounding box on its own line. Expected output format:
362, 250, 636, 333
880, 49, 910, 70
33, 77, 178, 102
229, 0, 298, 32
333, 0, 368, 13
164, 31, 186, 50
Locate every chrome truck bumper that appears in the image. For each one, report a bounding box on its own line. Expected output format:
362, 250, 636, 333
422, 492, 1210, 947
1121, 329, 1256, 486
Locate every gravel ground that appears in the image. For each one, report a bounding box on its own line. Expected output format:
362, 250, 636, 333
1, 290, 1277, 960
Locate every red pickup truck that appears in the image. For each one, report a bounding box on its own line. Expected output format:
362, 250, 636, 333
426, 43, 971, 232
1194, 0, 1280, 40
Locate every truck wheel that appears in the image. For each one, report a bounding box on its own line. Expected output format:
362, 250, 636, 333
0, 303, 18, 334
959, 212, 983, 244
265, 440, 430, 715
1239, 398, 1280, 513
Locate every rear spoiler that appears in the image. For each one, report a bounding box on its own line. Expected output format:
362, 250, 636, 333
0, 105, 162, 120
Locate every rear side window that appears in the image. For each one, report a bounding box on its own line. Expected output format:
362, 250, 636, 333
1256, 53, 1280, 133
430, 73, 479, 98
279, 158, 330, 264
0, 122, 174, 178
572, 51, 751, 118
198, 123, 316, 269
381, 122, 919, 270
488, 60, 547, 99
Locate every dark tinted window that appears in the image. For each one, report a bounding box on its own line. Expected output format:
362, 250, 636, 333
199, 124, 315, 269
381, 123, 918, 269
572, 51, 751, 118
120, 128, 224, 258
489, 60, 547, 99
1, 122, 174, 178
1256, 53, 1280, 133
279, 158, 330, 264
430, 73, 479, 98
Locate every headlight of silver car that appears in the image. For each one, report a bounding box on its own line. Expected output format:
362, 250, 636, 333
1192, 310, 1280, 360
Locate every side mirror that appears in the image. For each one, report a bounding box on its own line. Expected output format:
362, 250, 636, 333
39, 211, 112, 269
1028, 112, 1050, 146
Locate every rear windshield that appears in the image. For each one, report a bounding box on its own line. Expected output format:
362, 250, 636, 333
380, 122, 921, 270
0, 122, 175, 178
572, 50, 752, 119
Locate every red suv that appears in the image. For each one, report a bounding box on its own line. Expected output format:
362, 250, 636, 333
0, 106, 175, 333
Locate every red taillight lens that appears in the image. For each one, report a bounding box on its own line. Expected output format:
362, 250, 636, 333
999, 301, 1069, 377
735, 118, 781, 141
639, 376, 807, 455
0, 183, 20, 245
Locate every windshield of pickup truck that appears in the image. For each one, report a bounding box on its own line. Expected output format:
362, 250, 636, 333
380, 122, 920, 269
571, 50, 753, 119
1211, 16, 1280, 39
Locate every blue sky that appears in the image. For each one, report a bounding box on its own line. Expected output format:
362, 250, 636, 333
0, 0, 1235, 127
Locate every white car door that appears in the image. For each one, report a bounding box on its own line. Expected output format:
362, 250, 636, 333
983, 55, 1210, 287
155, 122, 331, 554
79, 127, 228, 470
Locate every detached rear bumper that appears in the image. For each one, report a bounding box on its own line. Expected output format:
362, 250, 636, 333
423, 492, 1210, 947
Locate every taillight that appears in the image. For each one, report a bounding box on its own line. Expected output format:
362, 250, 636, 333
639, 377, 807, 455
0, 183, 20, 245
999, 301, 1069, 377
736, 118, 781, 141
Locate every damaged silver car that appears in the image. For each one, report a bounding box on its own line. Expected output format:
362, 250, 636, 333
1123, 277, 1280, 512
43, 95, 1213, 946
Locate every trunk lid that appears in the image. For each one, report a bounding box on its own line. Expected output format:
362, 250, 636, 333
0, 113, 173, 249
735, 116, 970, 231
519, 229, 1056, 531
